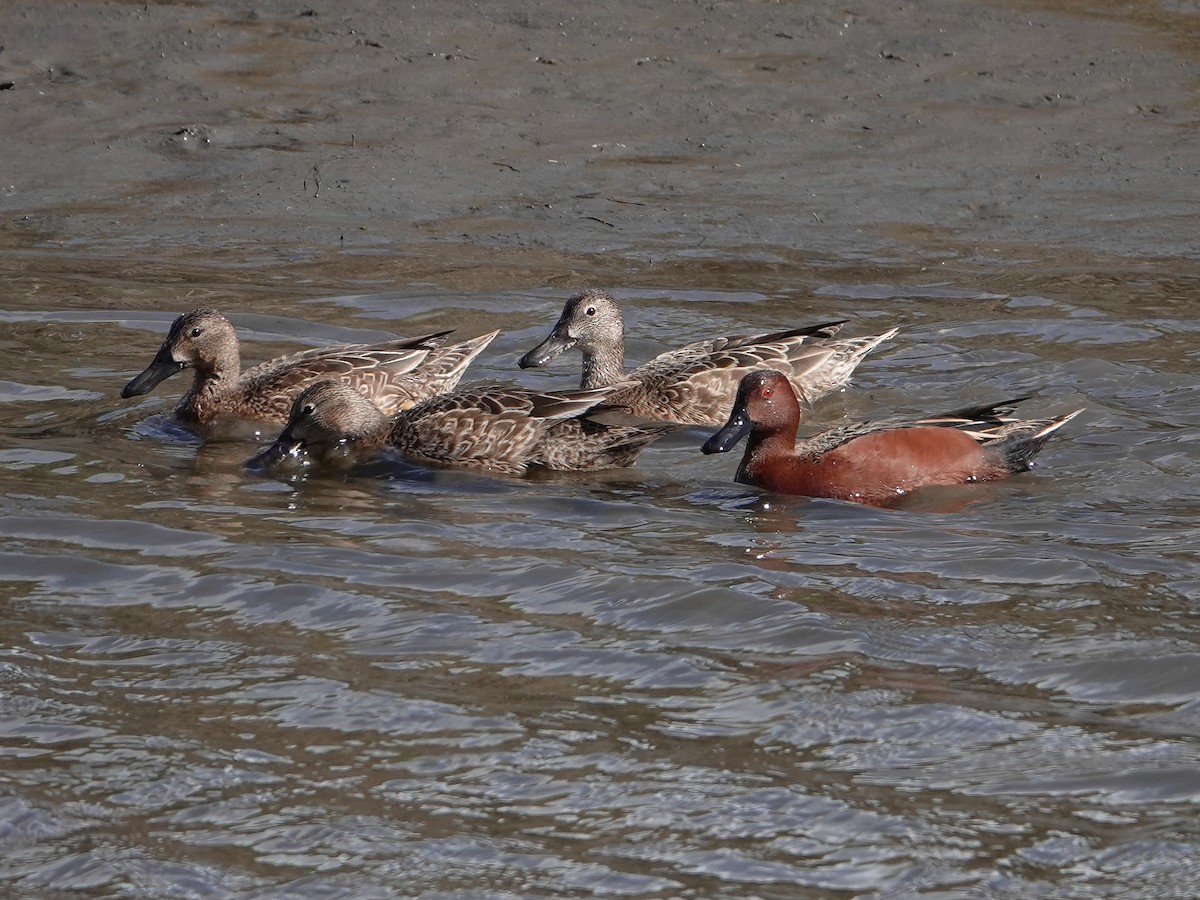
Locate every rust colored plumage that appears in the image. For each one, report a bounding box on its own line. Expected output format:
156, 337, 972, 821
703, 370, 1082, 505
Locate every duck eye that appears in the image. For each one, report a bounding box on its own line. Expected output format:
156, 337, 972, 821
189, 326, 203, 338
301, 404, 315, 417
585, 306, 596, 316
761, 386, 773, 398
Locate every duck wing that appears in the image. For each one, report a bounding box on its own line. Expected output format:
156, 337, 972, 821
535, 417, 677, 471
390, 380, 616, 474
235, 330, 452, 421
796, 397, 1054, 458
372, 330, 499, 414
623, 325, 844, 426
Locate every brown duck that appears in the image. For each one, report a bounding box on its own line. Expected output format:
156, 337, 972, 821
121, 307, 497, 429
247, 379, 675, 476
518, 288, 897, 426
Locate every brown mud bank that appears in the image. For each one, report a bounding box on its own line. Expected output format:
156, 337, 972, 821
0, 0, 1196, 288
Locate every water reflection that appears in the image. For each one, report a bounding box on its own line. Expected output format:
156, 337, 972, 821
0, 259, 1198, 896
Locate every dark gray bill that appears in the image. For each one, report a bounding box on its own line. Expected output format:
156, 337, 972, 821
518, 328, 575, 369
121, 348, 185, 398
702, 408, 754, 454
244, 433, 307, 473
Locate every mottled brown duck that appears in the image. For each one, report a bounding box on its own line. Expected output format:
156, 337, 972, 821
518, 288, 897, 426
121, 307, 497, 429
246, 379, 675, 476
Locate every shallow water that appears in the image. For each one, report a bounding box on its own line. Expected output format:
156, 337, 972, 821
1, 247, 1197, 897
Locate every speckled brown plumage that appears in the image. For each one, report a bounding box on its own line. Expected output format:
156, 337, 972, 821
121, 308, 496, 429
518, 289, 897, 426
247, 379, 674, 477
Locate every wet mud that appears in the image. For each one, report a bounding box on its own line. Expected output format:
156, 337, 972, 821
1, 0, 1197, 269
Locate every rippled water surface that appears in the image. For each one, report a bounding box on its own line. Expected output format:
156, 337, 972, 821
1, 250, 1198, 897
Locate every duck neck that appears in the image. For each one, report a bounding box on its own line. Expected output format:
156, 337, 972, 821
736, 426, 797, 484
579, 338, 626, 390
353, 406, 392, 447
178, 346, 241, 424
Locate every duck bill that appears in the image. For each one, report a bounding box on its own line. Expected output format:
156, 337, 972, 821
702, 408, 754, 454
121, 347, 185, 398
518, 326, 576, 369
244, 431, 307, 473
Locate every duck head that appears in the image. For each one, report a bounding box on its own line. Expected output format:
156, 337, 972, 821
702, 370, 802, 454
518, 289, 624, 369
121, 308, 239, 398
245, 380, 389, 473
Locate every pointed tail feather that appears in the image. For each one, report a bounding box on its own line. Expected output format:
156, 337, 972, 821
988, 408, 1084, 472
931, 396, 1031, 425
422, 329, 500, 383
794, 326, 899, 398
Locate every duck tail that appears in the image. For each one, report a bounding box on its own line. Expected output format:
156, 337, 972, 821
793, 325, 899, 397
935, 396, 1031, 423
427, 329, 500, 384
988, 408, 1084, 472
539, 419, 676, 470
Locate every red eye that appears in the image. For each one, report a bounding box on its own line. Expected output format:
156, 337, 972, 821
760, 386, 773, 398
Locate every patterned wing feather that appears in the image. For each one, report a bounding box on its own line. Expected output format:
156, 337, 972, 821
237, 332, 451, 420
370, 330, 499, 413
392, 407, 543, 475
535, 418, 676, 470
389, 380, 617, 474
624, 342, 837, 426
621, 322, 894, 425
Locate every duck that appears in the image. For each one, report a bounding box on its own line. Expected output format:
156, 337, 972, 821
702, 370, 1082, 506
517, 288, 897, 427
246, 379, 675, 477
120, 307, 497, 429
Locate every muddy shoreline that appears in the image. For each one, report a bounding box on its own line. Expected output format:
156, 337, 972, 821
1, 0, 1197, 277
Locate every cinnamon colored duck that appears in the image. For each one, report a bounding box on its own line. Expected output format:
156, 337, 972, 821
518, 289, 896, 426
247, 379, 674, 477
121, 307, 496, 429
702, 370, 1082, 506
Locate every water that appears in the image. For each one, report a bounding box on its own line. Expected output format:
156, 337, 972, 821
1, 248, 1197, 897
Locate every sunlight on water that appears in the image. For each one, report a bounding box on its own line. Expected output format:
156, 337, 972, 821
0, 253, 1198, 897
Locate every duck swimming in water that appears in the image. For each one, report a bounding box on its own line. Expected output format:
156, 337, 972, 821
518, 289, 896, 426
121, 307, 496, 430
703, 370, 1082, 506
247, 379, 675, 477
